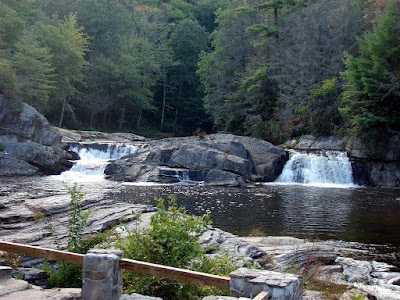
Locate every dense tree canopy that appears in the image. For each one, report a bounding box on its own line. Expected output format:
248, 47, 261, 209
0, 0, 398, 144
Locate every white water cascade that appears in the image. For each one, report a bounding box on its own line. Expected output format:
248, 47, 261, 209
51, 143, 138, 181
275, 150, 354, 186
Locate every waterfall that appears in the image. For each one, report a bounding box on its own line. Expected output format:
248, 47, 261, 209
51, 143, 137, 181
275, 150, 354, 186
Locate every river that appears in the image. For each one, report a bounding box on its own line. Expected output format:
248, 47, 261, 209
2, 143, 399, 265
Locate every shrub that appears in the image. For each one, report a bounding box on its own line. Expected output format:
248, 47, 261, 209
115, 195, 238, 300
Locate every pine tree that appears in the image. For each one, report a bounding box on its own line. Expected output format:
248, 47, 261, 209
339, 0, 400, 139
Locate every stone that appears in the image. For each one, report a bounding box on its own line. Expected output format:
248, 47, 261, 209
0, 153, 39, 175
229, 268, 302, 299
0, 98, 71, 175
120, 294, 163, 300
15, 267, 49, 288
0, 266, 13, 279
0, 287, 82, 299
106, 133, 288, 186
82, 249, 122, 300
204, 169, 245, 186
0, 277, 29, 297
335, 257, 373, 283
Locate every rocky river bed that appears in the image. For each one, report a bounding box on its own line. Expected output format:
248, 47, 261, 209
1, 176, 400, 299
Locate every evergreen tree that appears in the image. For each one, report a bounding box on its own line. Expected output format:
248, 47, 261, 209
339, 0, 400, 139
35, 13, 90, 127
12, 30, 55, 110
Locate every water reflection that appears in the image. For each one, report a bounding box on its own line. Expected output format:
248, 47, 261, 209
2, 176, 400, 248
278, 185, 354, 239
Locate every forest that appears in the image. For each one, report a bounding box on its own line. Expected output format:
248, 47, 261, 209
0, 0, 399, 144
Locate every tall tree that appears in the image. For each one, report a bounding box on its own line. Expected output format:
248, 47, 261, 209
12, 30, 55, 110
36, 13, 89, 127
339, 0, 400, 140
169, 19, 210, 134
198, 0, 256, 132
275, 0, 366, 137
109, 34, 160, 129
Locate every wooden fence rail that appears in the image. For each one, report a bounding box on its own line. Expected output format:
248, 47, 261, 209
0, 241, 230, 290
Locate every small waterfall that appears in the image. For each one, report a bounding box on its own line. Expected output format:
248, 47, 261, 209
178, 170, 190, 182
51, 143, 137, 181
275, 150, 354, 186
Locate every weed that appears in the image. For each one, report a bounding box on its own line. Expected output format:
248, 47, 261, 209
33, 211, 45, 221
0, 251, 22, 268
248, 228, 266, 237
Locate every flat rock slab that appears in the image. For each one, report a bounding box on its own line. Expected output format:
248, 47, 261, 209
0, 287, 82, 300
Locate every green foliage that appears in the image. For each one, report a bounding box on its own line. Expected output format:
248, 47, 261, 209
0, 143, 4, 152
115, 195, 237, 299
339, 0, 400, 140
12, 29, 55, 110
64, 183, 91, 253
0, 57, 15, 99
45, 183, 108, 288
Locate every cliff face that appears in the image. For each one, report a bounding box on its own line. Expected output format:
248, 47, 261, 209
0, 96, 72, 175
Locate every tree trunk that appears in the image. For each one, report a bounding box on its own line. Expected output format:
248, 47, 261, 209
160, 65, 167, 130
103, 109, 107, 129
137, 109, 142, 127
174, 82, 183, 126
58, 94, 68, 128
118, 104, 125, 130
274, 6, 279, 48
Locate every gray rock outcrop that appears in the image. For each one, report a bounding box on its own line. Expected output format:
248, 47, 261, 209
0, 97, 72, 175
105, 133, 288, 186
54, 127, 146, 143
283, 135, 346, 151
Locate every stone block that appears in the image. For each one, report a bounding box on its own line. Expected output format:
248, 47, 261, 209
82, 249, 122, 300
229, 268, 302, 300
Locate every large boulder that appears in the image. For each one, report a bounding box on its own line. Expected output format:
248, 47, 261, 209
105, 133, 288, 185
0, 97, 72, 175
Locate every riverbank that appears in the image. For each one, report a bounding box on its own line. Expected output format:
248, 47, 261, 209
1, 177, 400, 299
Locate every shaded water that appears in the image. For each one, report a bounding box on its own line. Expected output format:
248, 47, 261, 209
115, 183, 400, 247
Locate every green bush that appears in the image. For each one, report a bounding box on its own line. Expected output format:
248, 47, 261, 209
115, 195, 238, 300
45, 183, 109, 288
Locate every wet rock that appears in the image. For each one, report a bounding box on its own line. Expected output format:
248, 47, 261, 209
351, 159, 400, 187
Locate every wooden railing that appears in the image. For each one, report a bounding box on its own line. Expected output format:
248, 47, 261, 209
0, 241, 230, 290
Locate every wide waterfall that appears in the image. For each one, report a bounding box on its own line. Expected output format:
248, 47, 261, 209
275, 150, 354, 186
51, 143, 137, 181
